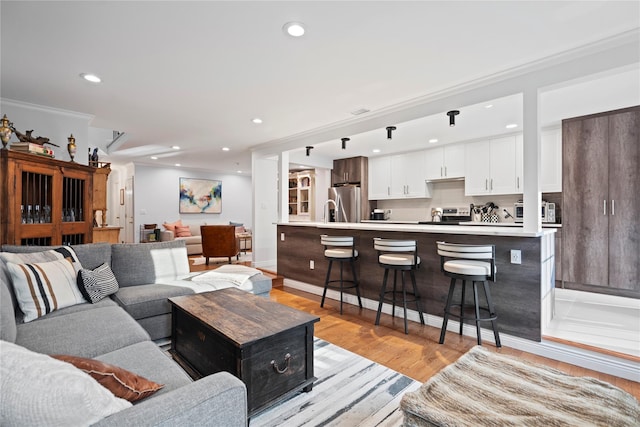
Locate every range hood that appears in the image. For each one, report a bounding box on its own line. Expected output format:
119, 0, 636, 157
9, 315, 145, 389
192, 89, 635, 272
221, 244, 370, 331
425, 177, 465, 183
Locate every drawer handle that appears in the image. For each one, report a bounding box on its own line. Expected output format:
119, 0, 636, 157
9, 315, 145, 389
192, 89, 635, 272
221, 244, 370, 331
271, 353, 291, 374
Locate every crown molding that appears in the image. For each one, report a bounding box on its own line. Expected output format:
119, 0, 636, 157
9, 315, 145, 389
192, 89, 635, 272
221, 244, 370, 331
0, 98, 94, 121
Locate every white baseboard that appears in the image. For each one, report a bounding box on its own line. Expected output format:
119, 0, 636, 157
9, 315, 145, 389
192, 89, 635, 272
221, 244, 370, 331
284, 279, 640, 382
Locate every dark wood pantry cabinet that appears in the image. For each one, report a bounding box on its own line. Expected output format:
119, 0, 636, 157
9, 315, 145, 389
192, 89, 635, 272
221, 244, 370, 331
562, 106, 639, 298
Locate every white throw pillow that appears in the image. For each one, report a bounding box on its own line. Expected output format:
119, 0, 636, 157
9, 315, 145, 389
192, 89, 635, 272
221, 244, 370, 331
0, 340, 132, 425
7, 258, 86, 322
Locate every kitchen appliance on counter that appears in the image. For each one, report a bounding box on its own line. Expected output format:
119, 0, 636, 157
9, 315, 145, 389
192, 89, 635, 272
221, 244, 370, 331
419, 206, 471, 225
328, 185, 361, 222
370, 209, 390, 220
431, 208, 443, 222
514, 201, 556, 223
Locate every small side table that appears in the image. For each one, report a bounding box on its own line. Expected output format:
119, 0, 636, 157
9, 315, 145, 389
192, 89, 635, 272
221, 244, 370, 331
237, 232, 252, 254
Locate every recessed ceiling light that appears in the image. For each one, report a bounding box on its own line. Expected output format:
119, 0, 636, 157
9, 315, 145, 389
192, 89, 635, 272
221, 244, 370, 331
222, 147, 230, 151
428, 138, 438, 143
505, 123, 518, 129
485, 104, 493, 109
175, 163, 181, 167
150, 156, 158, 160
171, 145, 180, 150
372, 149, 381, 153
80, 73, 101, 83
252, 118, 263, 124
237, 170, 242, 174
283, 22, 305, 37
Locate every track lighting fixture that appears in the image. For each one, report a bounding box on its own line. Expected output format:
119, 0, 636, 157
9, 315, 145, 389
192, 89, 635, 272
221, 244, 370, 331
447, 110, 460, 127
305, 146, 313, 156
386, 126, 396, 140
341, 137, 350, 150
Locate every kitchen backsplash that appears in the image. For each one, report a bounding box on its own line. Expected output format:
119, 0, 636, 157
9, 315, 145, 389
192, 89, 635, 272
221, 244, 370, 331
375, 180, 561, 223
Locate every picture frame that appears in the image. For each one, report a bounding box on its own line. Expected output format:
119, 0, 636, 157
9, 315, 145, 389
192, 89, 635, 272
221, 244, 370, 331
179, 177, 222, 214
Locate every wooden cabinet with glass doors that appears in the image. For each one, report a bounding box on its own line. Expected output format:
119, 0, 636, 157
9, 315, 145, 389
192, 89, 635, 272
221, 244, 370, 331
0, 150, 93, 246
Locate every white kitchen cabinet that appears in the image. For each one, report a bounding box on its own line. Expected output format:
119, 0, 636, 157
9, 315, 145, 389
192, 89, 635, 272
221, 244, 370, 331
541, 128, 562, 193
368, 156, 392, 199
425, 144, 465, 180
465, 136, 517, 196
368, 152, 431, 199
514, 130, 562, 194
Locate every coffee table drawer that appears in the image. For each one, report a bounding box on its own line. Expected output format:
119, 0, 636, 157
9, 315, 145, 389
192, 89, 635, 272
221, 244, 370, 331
244, 328, 309, 411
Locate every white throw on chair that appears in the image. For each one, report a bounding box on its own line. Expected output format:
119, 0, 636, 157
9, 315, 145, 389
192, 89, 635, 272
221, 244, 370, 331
436, 241, 501, 347
374, 238, 425, 334
320, 235, 363, 315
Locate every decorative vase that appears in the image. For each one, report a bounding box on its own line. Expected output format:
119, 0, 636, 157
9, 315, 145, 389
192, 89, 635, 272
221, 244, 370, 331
67, 134, 77, 162
0, 114, 12, 149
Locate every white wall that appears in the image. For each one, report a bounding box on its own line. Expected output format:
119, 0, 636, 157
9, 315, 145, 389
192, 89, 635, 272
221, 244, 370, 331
133, 164, 252, 241
252, 155, 278, 268
1, 99, 92, 163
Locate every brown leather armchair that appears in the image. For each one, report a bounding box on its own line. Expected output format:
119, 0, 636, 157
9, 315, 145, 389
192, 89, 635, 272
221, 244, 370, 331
200, 225, 240, 265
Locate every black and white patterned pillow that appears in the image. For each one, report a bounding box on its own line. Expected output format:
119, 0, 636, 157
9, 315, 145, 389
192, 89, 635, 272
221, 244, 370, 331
77, 263, 119, 303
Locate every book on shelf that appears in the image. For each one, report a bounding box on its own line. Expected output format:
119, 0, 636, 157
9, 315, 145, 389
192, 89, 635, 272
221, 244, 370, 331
10, 142, 55, 157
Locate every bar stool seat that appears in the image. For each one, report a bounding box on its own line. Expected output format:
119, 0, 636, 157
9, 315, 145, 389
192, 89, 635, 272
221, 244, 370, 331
437, 241, 501, 347
320, 235, 363, 315
374, 238, 425, 334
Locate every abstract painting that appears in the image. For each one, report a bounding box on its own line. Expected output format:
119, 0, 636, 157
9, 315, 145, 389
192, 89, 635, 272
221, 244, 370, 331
179, 178, 222, 213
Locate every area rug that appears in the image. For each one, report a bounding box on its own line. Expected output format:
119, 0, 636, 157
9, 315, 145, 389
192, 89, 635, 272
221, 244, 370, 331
190, 253, 252, 265
400, 345, 640, 427
250, 338, 421, 427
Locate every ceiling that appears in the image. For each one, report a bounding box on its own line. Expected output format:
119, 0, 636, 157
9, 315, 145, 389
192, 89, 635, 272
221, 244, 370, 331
1, 1, 639, 174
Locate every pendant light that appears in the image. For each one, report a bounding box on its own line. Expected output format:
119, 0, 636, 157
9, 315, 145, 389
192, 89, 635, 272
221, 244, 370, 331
447, 110, 460, 127
305, 146, 314, 156
341, 137, 350, 149
386, 126, 396, 139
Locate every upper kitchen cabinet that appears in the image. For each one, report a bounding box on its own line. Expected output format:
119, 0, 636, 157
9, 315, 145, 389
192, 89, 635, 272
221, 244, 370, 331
424, 144, 465, 181
562, 106, 639, 298
368, 152, 431, 200
540, 128, 562, 193
514, 130, 562, 193
331, 156, 367, 186
465, 136, 517, 195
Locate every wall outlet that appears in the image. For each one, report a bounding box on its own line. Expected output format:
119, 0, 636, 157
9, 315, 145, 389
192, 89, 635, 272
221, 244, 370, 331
510, 249, 522, 264
309, 260, 314, 270
280, 232, 285, 241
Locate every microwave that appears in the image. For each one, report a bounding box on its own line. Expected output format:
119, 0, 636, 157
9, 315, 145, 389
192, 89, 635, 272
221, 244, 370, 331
514, 202, 556, 223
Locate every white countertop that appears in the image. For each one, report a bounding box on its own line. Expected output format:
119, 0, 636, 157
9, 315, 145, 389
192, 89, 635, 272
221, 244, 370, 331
278, 221, 556, 237
458, 221, 562, 228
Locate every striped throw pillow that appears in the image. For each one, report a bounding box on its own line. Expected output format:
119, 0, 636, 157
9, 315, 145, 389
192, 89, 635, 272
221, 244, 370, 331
77, 263, 119, 303
7, 258, 86, 322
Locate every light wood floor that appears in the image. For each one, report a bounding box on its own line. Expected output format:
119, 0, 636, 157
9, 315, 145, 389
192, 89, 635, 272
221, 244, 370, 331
189, 257, 640, 400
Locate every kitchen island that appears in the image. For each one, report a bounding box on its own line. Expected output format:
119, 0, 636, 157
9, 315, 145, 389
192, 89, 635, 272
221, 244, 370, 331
277, 222, 556, 342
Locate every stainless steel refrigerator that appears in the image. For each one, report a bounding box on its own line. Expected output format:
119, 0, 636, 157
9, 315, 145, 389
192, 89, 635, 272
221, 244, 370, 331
328, 185, 361, 223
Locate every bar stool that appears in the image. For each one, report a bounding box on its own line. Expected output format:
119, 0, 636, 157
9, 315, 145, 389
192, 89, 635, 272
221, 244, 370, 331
320, 235, 363, 315
436, 241, 501, 347
374, 238, 425, 334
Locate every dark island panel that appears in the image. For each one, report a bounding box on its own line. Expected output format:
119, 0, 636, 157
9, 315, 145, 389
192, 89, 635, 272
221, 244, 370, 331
277, 224, 543, 342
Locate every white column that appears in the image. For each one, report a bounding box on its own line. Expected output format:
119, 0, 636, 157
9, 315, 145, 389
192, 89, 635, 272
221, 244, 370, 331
278, 151, 290, 223
522, 88, 542, 233
251, 153, 279, 269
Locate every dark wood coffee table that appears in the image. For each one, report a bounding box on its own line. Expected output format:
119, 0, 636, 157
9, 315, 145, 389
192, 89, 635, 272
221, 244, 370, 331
169, 288, 320, 417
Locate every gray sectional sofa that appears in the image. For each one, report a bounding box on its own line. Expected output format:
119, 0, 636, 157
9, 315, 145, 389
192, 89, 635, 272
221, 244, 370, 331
0, 240, 272, 426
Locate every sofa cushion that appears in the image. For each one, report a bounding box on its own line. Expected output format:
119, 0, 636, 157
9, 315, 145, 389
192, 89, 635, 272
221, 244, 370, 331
15, 306, 150, 358
51, 354, 164, 402
78, 263, 120, 303
111, 284, 194, 320
111, 241, 190, 287
176, 235, 202, 245
175, 225, 192, 237
7, 258, 86, 322
0, 340, 131, 426
162, 219, 182, 233
96, 341, 192, 397
0, 280, 17, 342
